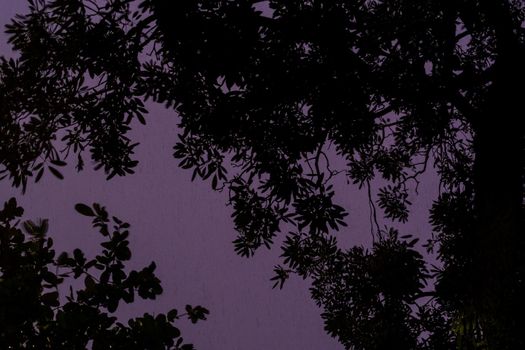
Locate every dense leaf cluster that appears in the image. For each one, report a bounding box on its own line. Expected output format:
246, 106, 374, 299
0, 0, 149, 190
311, 231, 432, 349
0, 198, 207, 349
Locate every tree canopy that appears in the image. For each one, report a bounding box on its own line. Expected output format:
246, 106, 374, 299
1, 0, 524, 349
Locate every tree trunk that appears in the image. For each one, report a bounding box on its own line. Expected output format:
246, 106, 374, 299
471, 41, 525, 349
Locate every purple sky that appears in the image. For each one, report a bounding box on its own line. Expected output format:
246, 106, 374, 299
0, 2, 439, 349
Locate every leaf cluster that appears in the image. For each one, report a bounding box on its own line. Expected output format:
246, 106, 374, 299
0, 198, 206, 349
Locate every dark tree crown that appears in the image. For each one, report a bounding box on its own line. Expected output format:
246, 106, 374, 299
2, 0, 525, 349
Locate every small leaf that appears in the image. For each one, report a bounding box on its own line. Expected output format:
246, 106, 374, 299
48, 166, 64, 180
167, 308, 179, 322
75, 203, 95, 217
35, 168, 44, 183
43, 271, 58, 285
22, 220, 36, 234
57, 252, 70, 265
50, 159, 67, 167
85, 275, 96, 291
136, 112, 146, 125
41, 291, 60, 307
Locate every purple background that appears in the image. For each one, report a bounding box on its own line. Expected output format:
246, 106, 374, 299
0, 2, 438, 349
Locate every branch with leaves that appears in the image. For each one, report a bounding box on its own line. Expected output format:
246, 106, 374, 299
0, 198, 207, 349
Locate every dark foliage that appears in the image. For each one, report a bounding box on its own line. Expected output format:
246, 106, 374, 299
0, 198, 207, 349
2, 0, 525, 349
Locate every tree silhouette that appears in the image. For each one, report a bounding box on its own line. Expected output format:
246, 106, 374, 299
1, 0, 524, 349
0, 198, 208, 349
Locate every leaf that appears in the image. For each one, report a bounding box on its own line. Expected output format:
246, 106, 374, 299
75, 203, 95, 217
407, 238, 419, 247
191, 167, 199, 181
85, 275, 96, 291
48, 166, 64, 180
35, 167, 44, 183
107, 297, 119, 313
43, 271, 58, 285
41, 291, 60, 307
167, 308, 179, 322
136, 112, 146, 125
57, 252, 70, 265
22, 220, 36, 234
115, 245, 132, 261
50, 159, 67, 167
